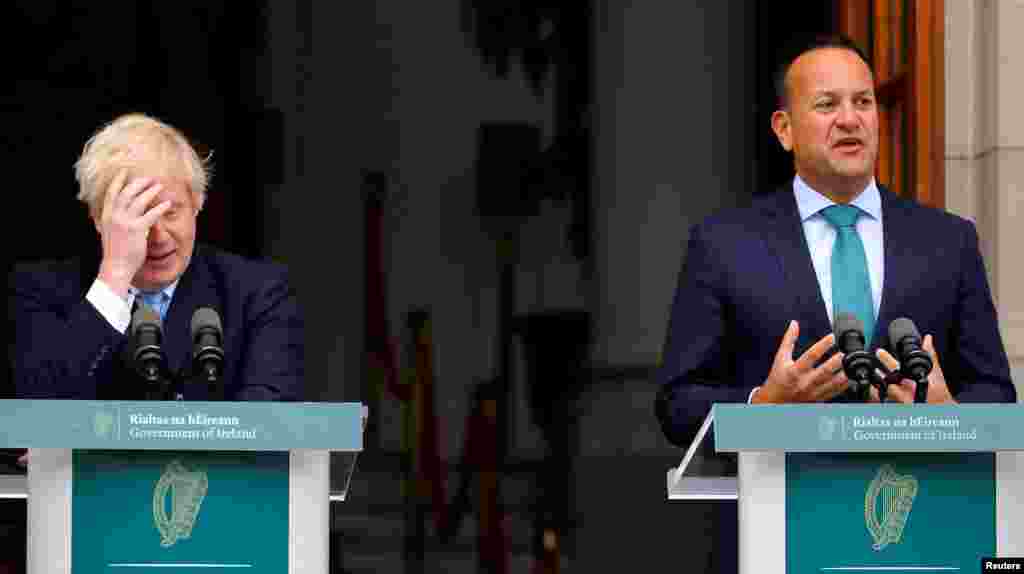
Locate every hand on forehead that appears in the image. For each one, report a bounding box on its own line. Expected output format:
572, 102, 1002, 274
145, 178, 195, 210
117, 150, 194, 204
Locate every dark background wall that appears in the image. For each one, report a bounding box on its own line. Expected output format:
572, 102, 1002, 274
6, 2, 279, 263
6, 1, 836, 571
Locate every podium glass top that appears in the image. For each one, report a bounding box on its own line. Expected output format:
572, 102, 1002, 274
666, 412, 737, 501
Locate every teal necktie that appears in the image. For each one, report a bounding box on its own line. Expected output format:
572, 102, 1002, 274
821, 205, 875, 346
138, 291, 171, 322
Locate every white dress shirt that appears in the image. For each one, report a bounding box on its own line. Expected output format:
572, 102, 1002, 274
793, 174, 884, 324
86, 278, 180, 334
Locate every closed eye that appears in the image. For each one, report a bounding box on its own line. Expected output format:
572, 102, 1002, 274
855, 95, 875, 108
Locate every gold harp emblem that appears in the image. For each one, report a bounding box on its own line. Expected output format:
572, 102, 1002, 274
153, 459, 209, 548
864, 464, 918, 551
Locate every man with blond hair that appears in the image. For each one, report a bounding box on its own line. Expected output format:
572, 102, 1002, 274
9, 113, 304, 401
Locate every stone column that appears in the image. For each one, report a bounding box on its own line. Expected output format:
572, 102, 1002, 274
946, 0, 1024, 399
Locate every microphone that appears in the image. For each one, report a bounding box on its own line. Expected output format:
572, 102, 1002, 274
888, 318, 933, 403
131, 306, 169, 397
833, 312, 877, 402
191, 307, 225, 397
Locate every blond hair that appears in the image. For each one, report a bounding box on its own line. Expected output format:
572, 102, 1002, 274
74, 113, 212, 215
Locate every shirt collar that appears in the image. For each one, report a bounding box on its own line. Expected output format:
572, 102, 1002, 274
793, 174, 882, 223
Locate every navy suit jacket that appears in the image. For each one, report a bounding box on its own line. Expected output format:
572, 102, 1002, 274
655, 185, 1016, 447
9, 243, 305, 401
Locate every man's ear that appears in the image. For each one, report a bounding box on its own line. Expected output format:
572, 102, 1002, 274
771, 109, 793, 152
90, 207, 102, 235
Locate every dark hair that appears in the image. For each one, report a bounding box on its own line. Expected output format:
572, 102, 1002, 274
774, 34, 873, 109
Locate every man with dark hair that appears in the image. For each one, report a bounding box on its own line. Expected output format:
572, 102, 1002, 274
655, 34, 1014, 571
773, 35, 872, 109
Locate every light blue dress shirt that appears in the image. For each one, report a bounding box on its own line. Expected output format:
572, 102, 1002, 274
131, 280, 179, 321
793, 175, 884, 327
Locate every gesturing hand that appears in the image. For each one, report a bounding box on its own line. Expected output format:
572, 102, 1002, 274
752, 320, 849, 404
872, 334, 956, 404
96, 170, 172, 298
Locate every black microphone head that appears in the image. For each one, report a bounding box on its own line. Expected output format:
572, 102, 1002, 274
191, 306, 225, 384
888, 317, 921, 349
131, 306, 165, 383
833, 312, 866, 353
834, 312, 863, 337
888, 317, 932, 384
190, 306, 222, 338
833, 312, 873, 398
132, 306, 162, 336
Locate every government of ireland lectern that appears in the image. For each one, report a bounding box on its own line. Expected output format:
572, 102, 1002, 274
0, 399, 365, 574
667, 404, 1024, 573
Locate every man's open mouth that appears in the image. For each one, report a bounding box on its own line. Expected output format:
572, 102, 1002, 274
834, 138, 863, 151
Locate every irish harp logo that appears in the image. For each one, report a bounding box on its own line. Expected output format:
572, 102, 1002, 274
93, 410, 115, 439
864, 465, 918, 551
818, 416, 838, 441
153, 459, 209, 547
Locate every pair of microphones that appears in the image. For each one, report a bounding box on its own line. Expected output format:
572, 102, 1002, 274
130, 305, 225, 400
834, 313, 933, 403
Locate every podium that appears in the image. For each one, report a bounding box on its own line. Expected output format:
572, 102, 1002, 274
667, 404, 1024, 573
0, 400, 366, 574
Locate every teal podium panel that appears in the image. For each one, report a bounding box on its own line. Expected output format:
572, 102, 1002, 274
72, 451, 289, 572
667, 405, 1024, 573
786, 452, 995, 572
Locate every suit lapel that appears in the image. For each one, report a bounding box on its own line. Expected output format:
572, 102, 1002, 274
873, 187, 915, 350
758, 186, 832, 345
162, 246, 219, 376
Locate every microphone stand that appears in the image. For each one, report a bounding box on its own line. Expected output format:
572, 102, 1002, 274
912, 375, 929, 404
841, 349, 879, 403
873, 369, 891, 403
178, 365, 224, 401
847, 373, 872, 402
203, 370, 225, 402
850, 361, 895, 403
134, 350, 173, 400
197, 358, 224, 401
142, 371, 175, 401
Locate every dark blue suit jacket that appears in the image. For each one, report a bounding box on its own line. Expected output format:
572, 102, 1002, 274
655, 185, 1016, 447
9, 243, 305, 401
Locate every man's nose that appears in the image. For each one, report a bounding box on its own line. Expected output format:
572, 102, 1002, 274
836, 101, 859, 128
